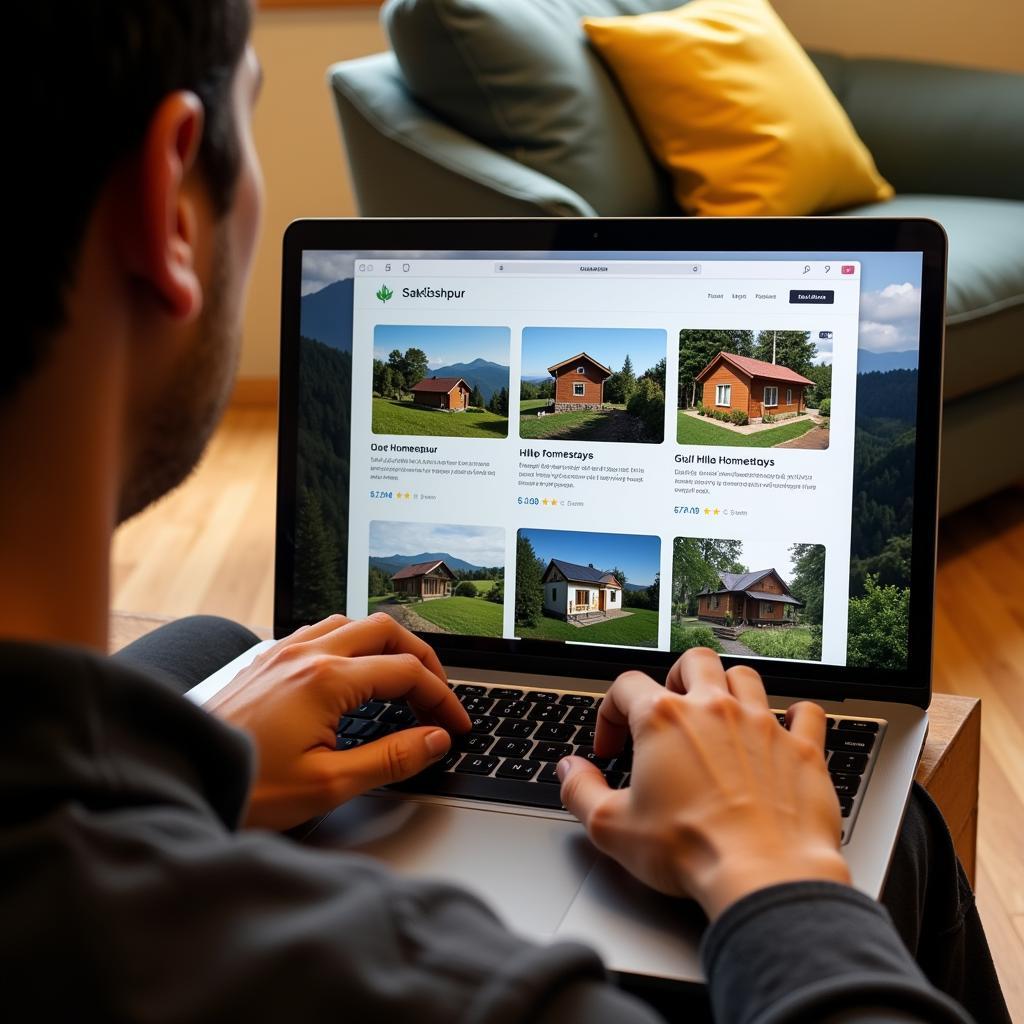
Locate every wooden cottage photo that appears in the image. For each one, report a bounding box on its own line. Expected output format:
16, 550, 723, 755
547, 353, 613, 412
372, 324, 511, 439
408, 376, 471, 411
520, 326, 668, 443
696, 352, 813, 420
515, 528, 660, 648
390, 559, 456, 600
367, 521, 505, 637
671, 537, 825, 661
677, 329, 831, 449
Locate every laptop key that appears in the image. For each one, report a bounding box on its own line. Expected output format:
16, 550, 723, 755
379, 704, 416, 726
826, 732, 876, 755
423, 750, 461, 773
454, 684, 487, 697
339, 718, 385, 739
534, 722, 574, 742
838, 719, 880, 734
495, 719, 536, 738
392, 771, 564, 809
335, 736, 363, 750
558, 693, 597, 707
527, 690, 559, 703
538, 763, 562, 784
838, 795, 854, 817
565, 706, 597, 726
831, 772, 862, 797
574, 746, 613, 769
491, 687, 524, 700
455, 754, 499, 775
829, 752, 869, 775
529, 703, 568, 722
491, 738, 531, 759
346, 700, 386, 720
457, 734, 494, 753
533, 741, 573, 762
497, 759, 542, 781
461, 696, 495, 715
469, 715, 500, 735
492, 700, 530, 719
574, 726, 596, 745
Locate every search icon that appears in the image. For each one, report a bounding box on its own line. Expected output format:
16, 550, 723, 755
802, 265, 811, 275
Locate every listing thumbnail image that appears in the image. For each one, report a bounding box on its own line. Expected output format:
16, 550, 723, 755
515, 528, 661, 648
670, 537, 825, 661
367, 521, 505, 638
372, 324, 511, 439
677, 329, 831, 449
519, 326, 667, 443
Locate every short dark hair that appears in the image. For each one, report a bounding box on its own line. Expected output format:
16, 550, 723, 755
8, 1, 252, 401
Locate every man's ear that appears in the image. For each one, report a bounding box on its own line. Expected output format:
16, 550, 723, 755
126, 91, 206, 322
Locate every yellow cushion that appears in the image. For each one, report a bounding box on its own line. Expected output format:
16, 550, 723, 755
582, 0, 893, 216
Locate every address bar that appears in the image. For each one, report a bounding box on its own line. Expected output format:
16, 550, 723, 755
493, 261, 702, 276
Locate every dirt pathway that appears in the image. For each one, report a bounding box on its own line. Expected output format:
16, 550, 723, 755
376, 601, 447, 633
777, 426, 830, 450
718, 636, 758, 656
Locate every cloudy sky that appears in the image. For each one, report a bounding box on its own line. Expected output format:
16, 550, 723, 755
369, 521, 505, 567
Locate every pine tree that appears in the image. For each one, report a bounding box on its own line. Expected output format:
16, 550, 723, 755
753, 331, 816, 375
403, 347, 430, 389
619, 354, 637, 404
515, 535, 544, 626
293, 489, 343, 622
471, 384, 485, 409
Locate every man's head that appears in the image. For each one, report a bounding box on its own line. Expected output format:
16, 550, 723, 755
10, 1, 262, 520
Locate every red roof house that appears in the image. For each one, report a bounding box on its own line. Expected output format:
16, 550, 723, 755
409, 376, 472, 411
695, 352, 814, 421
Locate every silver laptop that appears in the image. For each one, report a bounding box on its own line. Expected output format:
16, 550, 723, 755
189, 216, 945, 984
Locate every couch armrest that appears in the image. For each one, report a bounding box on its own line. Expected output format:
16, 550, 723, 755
329, 53, 595, 217
819, 55, 1024, 201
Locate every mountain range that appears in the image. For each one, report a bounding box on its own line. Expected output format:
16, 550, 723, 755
300, 279, 354, 352
430, 358, 509, 401
856, 349, 918, 373
370, 551, 490, 576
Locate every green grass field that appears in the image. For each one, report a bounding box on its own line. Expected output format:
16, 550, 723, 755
460, 579, 494, 595
520, 399, 550, 414
373, 398, 508, 439
517, 608, 659, 648
676, 413, 816, 447
738, 626, 820, 661
670, 622, 724, 654
412, 596, 503, 636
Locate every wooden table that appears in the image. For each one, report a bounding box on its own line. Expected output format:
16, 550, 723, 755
110, 612, 980, 883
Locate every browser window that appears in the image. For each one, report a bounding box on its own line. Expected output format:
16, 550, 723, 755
295, 250, 921, 672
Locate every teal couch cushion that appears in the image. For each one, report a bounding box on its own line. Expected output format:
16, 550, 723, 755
840, 195, 1024, 399
382, 0, 678, 216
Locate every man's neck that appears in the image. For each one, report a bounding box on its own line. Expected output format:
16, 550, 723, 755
0, 330, 124, 653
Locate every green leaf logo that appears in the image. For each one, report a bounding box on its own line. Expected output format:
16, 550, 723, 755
376, 284, 393, 303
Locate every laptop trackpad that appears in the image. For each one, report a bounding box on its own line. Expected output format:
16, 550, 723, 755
558, 854, 707, 981
306, 794, 599, 938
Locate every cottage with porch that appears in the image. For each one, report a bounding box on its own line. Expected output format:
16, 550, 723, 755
695, 352, 814, 422
697, 568, 803, 626
409, 376, 472, 411
546, 352, 613, 413
391, 559, 456, 600
541, 558, 622, 621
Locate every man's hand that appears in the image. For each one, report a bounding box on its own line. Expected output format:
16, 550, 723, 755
206, 613, 470, 831
558, 648, 850, 920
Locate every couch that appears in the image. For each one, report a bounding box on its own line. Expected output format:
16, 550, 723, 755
328, 0, 1024, 514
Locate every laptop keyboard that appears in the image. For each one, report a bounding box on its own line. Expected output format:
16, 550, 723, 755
336, 682, 885, 843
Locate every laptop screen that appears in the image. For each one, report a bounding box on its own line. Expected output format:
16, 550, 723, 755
278, 221, 943, 699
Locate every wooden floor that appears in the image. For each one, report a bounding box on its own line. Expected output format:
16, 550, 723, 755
111, 407, 1024, 1020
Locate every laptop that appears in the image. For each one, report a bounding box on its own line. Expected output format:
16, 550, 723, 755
189, 216, 946, 984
